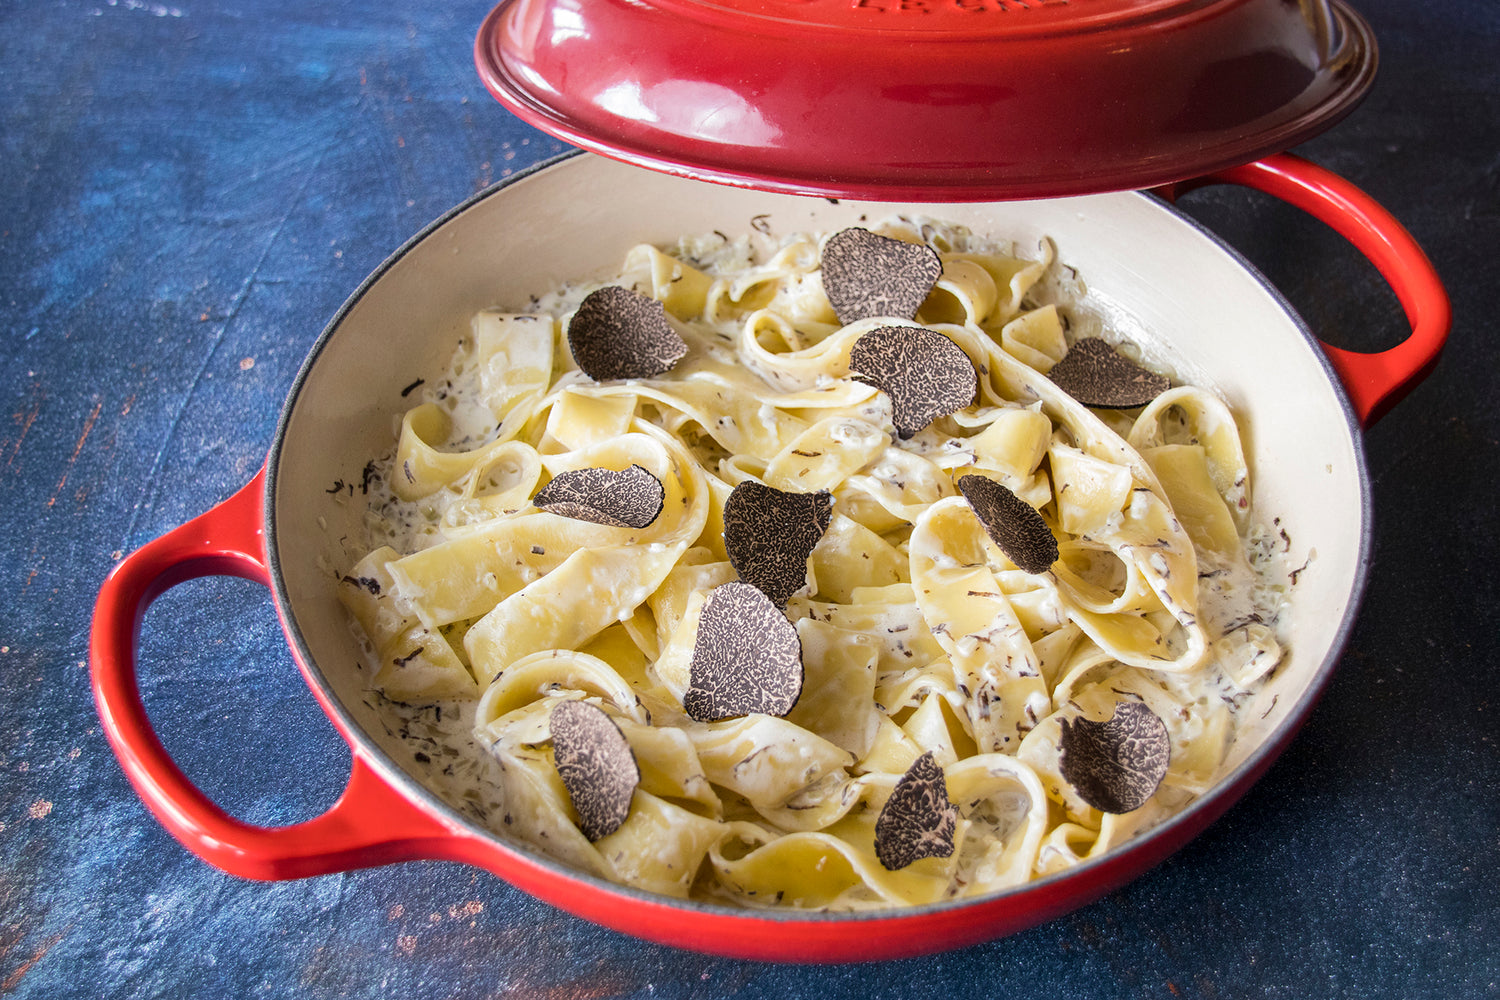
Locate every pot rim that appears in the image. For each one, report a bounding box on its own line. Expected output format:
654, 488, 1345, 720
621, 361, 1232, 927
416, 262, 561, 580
262, 149, 1372, 926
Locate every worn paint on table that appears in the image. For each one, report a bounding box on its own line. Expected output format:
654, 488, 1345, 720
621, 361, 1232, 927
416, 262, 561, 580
0, 0, 1496, 996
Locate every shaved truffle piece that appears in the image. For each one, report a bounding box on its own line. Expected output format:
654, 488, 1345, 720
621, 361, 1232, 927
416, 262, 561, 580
849, 326, 977, 438
567, 285, 688, 382
957, 474, 1058, 574
1058, 701, 1171, 814
550, 700, 641, 841
874, 751, 958, 870
821, 228, 943, 324
1046, 337, 1170, 408
684, 582, 803, 722
723, 481, 833, 608
533, 464, 664, 528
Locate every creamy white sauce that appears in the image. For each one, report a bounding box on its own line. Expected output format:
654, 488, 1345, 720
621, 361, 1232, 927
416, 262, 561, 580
340, 217, 1293, 907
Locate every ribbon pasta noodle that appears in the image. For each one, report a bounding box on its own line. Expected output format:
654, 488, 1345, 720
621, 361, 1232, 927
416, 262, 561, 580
337, 218, 1289, 910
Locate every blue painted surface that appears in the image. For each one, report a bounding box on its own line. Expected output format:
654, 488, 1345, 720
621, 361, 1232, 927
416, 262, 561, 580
2, 0, 1496, 995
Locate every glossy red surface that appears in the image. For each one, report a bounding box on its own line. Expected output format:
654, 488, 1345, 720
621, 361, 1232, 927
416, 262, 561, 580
89, 153, 1450, 961
88, 473, 462, 880
1160, 154, 1450, 426
476, 0, 1378, 200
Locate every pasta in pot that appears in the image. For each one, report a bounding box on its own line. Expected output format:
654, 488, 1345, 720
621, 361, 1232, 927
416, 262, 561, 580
336, 218, 1289, 910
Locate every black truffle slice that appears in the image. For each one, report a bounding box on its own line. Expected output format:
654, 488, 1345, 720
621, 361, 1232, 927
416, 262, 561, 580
683, 582, 803, 722
532, 464, 664, 528
1058, 700, 1171, 814
550, 699, 641, 841
722, 481, 833, 608
567, 285, 688, 382
874, 751, 958, 871
1045, 337, 1171, 408
848, 326, 977, 439
957, 474, 1059, 575
821, 228, 943, 325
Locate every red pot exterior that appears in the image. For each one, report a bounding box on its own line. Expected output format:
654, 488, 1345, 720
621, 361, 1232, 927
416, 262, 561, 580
87, 458, 1301, 961
90, 153, 1449, 962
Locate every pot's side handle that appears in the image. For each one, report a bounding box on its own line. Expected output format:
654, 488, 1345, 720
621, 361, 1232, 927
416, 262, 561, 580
90, 469, 459, 879
1161, 152, 1451, 427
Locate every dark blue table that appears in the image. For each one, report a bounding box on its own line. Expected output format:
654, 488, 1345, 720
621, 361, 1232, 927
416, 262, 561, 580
4, 1, 1496, 996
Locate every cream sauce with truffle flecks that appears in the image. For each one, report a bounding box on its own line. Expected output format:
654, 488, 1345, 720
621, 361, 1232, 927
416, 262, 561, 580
336, 217, 1291, 911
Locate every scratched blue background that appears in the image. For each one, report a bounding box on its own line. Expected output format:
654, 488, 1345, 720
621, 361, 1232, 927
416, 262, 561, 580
3, 0, 1497, 996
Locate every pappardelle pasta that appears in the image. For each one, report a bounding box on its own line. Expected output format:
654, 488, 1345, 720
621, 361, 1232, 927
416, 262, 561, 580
336, 218, 1288, 910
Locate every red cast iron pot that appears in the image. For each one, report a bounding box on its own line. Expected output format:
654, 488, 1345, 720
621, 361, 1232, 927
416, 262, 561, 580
91, 148, 1447, 962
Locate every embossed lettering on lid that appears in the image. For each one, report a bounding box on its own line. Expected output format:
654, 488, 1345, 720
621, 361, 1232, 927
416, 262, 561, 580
670, 0, 1099, 35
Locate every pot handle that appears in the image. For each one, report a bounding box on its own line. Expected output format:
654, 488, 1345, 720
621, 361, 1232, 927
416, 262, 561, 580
90, 469, 459, 879
1159, 152, 1451, 427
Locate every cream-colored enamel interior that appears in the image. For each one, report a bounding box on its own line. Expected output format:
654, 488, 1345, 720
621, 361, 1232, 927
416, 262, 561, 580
272, 153, 1364, 853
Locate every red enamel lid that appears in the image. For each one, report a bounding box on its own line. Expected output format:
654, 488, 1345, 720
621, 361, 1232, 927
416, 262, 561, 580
475, 0, 1376, 201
